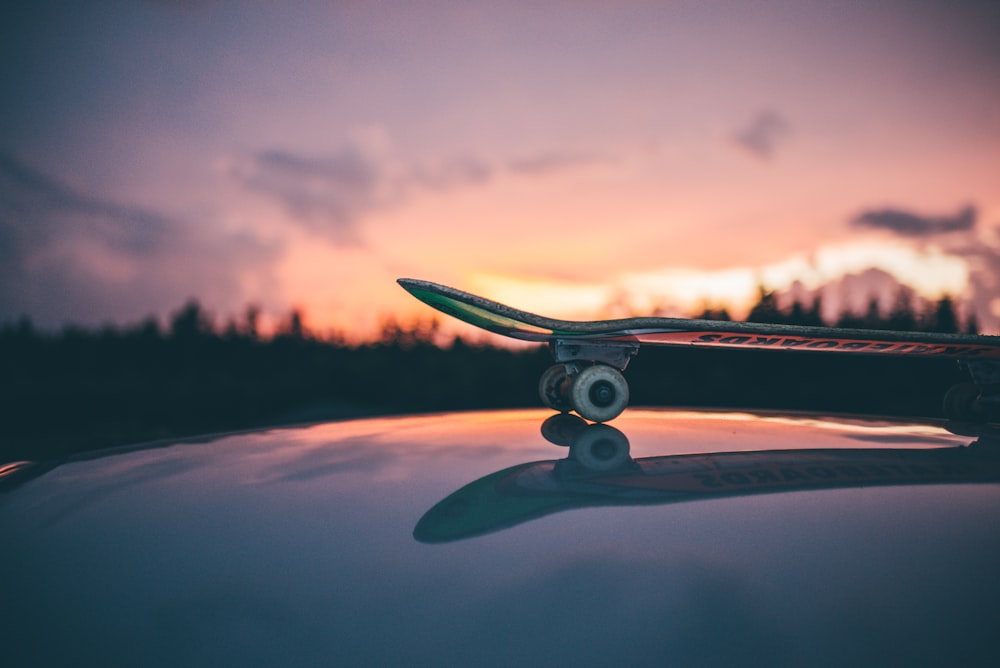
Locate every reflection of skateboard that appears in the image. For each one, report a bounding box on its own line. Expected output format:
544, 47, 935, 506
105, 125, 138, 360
414, 418, 1000, 543
398, 278, 1000, 422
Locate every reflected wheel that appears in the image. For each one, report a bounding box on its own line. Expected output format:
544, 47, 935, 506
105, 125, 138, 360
540, 413, 588, 446
569, 423, 631, 471
569, 365, 629, 422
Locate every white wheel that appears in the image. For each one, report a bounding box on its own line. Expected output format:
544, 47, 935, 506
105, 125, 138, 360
539, 364, 573, 412
569, 365, 629, 422
570, 423, 631, 471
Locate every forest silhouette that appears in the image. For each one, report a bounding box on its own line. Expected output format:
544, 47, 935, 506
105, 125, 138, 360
0, 288, 977, 462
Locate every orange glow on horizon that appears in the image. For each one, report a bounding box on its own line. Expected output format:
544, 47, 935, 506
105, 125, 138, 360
272, 233, 982, 343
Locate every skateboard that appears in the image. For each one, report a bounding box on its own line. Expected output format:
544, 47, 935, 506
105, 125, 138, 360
414, 417, 1000, 543
398, 278, 1000, 422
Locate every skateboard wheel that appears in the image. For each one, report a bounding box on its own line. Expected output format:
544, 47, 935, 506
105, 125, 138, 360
569, 423, 631, 471
539, 364, 573, 412
943, 382, 985, 422
569, 365, 629, 422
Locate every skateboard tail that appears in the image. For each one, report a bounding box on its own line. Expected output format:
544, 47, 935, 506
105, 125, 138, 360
398, 278, 557, 341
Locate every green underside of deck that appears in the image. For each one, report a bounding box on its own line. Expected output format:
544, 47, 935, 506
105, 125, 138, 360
409, 286, 559, 337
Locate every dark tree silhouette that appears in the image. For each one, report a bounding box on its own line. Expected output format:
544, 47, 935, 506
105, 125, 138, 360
695, 307, 731, 321
0, 286, 985, 462
965, 311, 980, 335
170, 300, 213, 339
888, 287, 918, 332
244, 304, 261, 340
280, 309, 306, 339
927, 296, 959, 333
746, 287, 781, 323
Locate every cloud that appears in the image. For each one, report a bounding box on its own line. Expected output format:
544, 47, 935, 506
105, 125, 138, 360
230, 137, 494, 244
0, 151, 176, 255
943, 228, 1000, 332
230, 147, 391, 245
847, 202, 1000, 329
230, 130, 620, 244
852, 204, 976, 237
507, 151, 614, 175
733, 111, 790, 161
0, 151, 280, 328
411, 156, 492, 190
843, 204, 1000, 330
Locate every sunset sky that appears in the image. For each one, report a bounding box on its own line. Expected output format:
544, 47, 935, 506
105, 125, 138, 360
3, 1, 999, 340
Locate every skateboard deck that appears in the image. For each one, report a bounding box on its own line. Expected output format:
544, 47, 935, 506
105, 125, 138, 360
398, 278, 1000, 422
398, 278, 1000, 358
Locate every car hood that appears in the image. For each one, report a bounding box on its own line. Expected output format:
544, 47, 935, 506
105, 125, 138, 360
3, 409, 999, 667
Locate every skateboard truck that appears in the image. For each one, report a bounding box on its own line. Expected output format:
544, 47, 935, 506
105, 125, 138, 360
549, 339, 639, 369
539, 339, 639, 423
